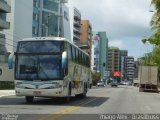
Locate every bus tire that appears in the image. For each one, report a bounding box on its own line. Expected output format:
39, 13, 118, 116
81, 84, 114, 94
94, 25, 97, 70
25, 96, 34, 103
80, 84, 87, 98
64, 83, 71, 103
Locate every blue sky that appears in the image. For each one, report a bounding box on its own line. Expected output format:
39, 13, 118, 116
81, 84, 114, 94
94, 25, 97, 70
70, 0, 154, 60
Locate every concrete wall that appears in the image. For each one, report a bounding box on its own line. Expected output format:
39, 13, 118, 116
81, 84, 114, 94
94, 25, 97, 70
0, 63, 14, 81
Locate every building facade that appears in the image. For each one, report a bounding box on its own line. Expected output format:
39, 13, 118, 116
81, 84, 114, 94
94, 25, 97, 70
107, 47, 120, 77
92, 32, 108, 80
73, 7, 81, 46
0, 0, 11, 62
80, 20, 92, 56
134, 61, 139, 79
5, 0, 71, 52
120, 50, 128, 81
126, 56, 134, 81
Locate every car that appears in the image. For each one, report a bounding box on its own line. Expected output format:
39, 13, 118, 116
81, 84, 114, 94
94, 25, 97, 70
97, 81, 105, 87
111, 80, 118, 87
119, 81, 127, 85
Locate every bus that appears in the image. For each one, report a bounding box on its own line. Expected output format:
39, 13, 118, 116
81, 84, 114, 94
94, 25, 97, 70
8, 37, 91, 103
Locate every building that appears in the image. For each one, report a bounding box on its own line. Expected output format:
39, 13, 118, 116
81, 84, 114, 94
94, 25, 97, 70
134, 61, 139, 79
0, 0, 11, 62
80, 20, 92, 56
73, 7, 81, 46
92, 32, 108, 80
126, 56, 135, 81
5, 0, 71, 52
107, 47, 120, 77
0, 0, 13, 82
119, 50, 128, 81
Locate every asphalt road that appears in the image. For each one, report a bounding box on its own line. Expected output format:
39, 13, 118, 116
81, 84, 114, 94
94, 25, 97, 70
1, 85, 160, 120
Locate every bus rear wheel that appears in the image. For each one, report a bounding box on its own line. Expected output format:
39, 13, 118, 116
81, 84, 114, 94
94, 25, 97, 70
25, 96, 34, 103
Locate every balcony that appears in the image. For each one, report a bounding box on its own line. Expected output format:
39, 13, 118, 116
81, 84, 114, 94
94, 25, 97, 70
0, 17, 10, 30
74, 21, 80, 28
0, 0, 11, 13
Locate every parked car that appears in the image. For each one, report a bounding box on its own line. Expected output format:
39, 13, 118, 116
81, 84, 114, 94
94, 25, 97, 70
97, 81, 105, 87
119, 81, 127, 85
111, 80, 118, 87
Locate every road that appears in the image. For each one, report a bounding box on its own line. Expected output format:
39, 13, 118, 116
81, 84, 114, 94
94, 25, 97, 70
1, 85, 160, 120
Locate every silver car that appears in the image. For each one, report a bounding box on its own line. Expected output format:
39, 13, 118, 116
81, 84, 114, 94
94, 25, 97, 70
97, 81, 105, 87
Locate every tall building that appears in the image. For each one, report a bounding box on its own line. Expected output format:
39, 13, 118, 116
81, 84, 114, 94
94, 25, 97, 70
80, 20, 92, 56
92, 32, 108, 80
134, 61, 139, 79
0, 0, 13, 82
0, 0, 11, 62
126, 56, 134, 81
73, 7, 81, 46
107, 47, 120, 77
5, 0, 71, 52
120, 50, 128, 81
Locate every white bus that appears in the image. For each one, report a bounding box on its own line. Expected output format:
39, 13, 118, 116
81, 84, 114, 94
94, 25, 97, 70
8, 37, 91, 103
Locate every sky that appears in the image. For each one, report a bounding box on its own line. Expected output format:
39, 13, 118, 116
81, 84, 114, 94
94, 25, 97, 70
70, 0, 154, 60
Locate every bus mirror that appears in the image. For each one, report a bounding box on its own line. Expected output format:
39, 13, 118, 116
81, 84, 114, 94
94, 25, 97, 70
62, 51, 67, 69
8, 52, 14, 69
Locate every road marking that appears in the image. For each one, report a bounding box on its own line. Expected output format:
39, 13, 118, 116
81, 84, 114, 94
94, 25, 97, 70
40, 92, 107, 120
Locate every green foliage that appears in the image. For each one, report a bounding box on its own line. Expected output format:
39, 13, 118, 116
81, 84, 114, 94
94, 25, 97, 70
91, 72, 101, 85
0, 81, 14, 90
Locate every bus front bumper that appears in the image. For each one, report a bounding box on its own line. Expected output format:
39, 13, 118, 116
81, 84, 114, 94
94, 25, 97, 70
15, 88, 65, 97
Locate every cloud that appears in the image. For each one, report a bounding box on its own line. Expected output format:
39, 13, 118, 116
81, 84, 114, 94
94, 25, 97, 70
71, 0, 153, 39
71, 0, 154, 58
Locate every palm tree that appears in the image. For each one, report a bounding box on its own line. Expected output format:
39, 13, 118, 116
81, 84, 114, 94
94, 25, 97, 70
151, 0, 160, 34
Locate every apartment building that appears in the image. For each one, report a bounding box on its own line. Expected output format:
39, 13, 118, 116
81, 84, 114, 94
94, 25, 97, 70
80, 20, 92, 56
120, 50, 128, 81
0, 0, 11, 62
107, 47, 120, 76
73, 7, 81, 46
126, 56, 134, 81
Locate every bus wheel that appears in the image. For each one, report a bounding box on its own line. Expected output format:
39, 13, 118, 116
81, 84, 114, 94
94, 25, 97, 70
80, 85, 87, 99
64, 85, 71, 103
25, 96, 34, 103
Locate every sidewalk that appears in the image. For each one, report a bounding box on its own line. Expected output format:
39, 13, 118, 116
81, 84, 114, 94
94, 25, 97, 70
0, 90, 15, 97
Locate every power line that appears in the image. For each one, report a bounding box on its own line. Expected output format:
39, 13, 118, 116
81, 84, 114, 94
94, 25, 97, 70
1, 31, 22, 40
4, 37, 18, 44
0, 43, 16, 48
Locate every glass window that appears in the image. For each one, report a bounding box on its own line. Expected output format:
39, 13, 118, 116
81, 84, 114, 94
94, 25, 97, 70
32, 27, 37, 35
18, 41, 63, 53
43, 0, 59, 12
33, 0, 39, 8
75, 49, 78, 63
72, 46, 75, 61
16, 55, 62, 80
42, 11, 58, 37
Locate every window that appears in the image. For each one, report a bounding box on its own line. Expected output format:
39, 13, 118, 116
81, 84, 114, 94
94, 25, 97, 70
33, 0, 39, 8
32, 27, 37, 35
43, 0, 59, 11
33, 13, 38, 21
72, 47, 76, 61
18, 41, 63, 53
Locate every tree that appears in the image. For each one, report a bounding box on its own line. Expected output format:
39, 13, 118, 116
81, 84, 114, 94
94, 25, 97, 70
91, 72, 101, 85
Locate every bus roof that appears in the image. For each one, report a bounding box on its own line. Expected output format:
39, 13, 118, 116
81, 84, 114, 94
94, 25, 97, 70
19, 37, 89, 56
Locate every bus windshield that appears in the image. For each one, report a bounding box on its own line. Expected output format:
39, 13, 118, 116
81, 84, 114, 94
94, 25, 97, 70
15, 54, 62, 80
18, 41, 63, 53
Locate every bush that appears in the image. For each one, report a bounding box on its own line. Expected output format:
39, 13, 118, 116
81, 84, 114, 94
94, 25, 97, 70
0, 81, 14, 90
